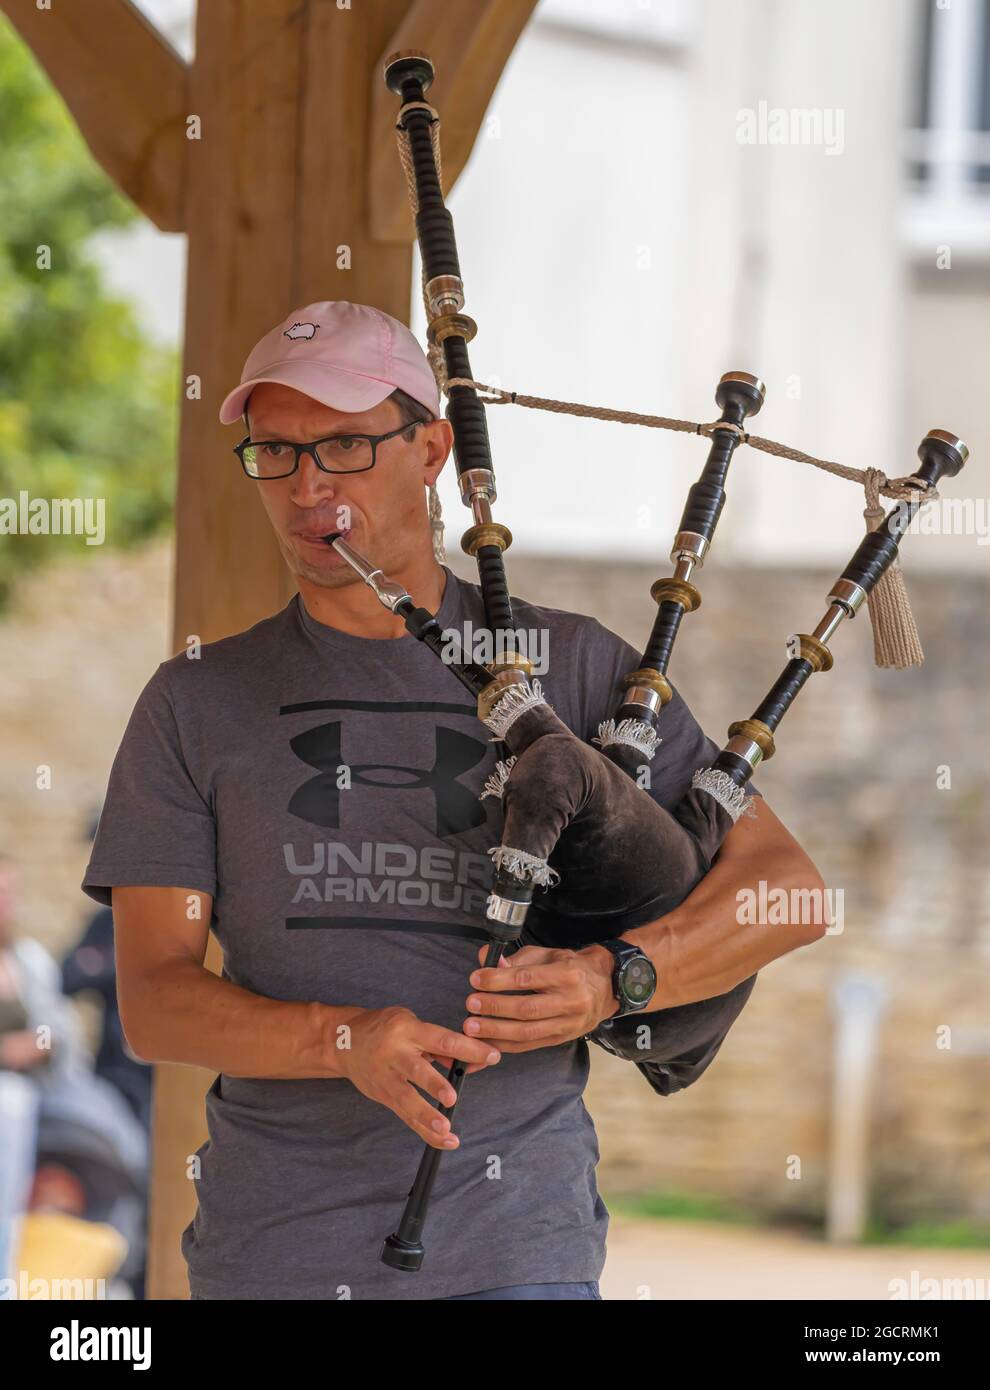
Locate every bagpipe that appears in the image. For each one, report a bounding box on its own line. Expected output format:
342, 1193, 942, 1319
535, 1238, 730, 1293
323, 51, 970, 1273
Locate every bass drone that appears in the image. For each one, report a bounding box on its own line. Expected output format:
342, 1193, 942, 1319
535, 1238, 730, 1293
329, 49, 970, 1274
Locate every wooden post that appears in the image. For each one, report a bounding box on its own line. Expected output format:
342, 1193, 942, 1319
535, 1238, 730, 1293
157, 0, 416, 1299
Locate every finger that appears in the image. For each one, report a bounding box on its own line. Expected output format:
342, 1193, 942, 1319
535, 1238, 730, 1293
424, 1052, 490, 1076
465, 989, 570, 1022
497, 945, 555, 969
409, 1057, 458, 1109
469, 962, 569, 994
390, 1086, 461, 1150
476, 943, 512, 969
459, 1014, 571, 1046
418, 1023, 501, 1069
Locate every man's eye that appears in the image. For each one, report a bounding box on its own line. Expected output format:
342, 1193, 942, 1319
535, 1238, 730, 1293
261, 443, 287, 457
334, 436, 358, 451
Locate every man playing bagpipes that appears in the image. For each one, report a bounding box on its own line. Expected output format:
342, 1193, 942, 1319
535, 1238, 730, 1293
83, 299, 829, 1301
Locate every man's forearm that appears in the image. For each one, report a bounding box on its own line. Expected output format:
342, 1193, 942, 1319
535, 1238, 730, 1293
624, 798, 828, 1009
122, 960, 365, 1080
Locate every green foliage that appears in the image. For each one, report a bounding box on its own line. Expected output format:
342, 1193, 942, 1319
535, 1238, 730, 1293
604, 1188, 757, 1226
862, 1218, 990, 1250
0, 18, 178, 605
610, 1189, 990, 1248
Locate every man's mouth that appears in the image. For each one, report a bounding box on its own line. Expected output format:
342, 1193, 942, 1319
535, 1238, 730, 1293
295, 527, 352, 547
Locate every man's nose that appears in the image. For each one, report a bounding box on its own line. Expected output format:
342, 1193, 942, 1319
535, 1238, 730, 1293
290, 449, 337, 503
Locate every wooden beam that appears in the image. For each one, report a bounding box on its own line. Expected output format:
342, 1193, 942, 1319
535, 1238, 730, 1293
368, 0, 539, 242
0, 0, 188, 230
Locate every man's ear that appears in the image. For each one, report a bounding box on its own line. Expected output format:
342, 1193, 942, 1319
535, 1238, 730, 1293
423, 418, 454, 485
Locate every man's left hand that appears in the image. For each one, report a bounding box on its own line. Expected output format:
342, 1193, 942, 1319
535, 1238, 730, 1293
463, 943, 619, 1051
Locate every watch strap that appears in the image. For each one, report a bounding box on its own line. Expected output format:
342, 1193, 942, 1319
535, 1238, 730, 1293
599, 938, 654, 1016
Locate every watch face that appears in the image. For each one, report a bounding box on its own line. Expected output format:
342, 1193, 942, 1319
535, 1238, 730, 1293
619, 954, 656, 1007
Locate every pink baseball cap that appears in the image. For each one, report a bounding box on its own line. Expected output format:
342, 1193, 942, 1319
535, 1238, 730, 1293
217, 300, 441, 426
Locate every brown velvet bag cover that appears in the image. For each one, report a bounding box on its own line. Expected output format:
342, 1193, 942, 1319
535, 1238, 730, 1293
495, 701, 757, 1096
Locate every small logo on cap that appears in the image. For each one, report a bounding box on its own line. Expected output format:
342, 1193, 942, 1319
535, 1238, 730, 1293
284, 321, 319, 341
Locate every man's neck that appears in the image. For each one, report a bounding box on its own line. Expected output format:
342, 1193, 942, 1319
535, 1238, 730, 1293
297, 557, 447, 640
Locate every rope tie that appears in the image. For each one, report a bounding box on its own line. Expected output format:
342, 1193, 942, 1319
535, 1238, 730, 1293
446, 378, 938, 505
861, 467, 925, 669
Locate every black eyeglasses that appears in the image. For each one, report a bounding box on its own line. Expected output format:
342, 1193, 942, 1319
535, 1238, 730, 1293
234, 419, 428, 479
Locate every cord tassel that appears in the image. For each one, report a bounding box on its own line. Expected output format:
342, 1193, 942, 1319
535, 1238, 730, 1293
861, 467, 926, 669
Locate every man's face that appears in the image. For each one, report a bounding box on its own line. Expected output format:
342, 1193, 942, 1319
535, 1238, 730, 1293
245, 382, 451, 588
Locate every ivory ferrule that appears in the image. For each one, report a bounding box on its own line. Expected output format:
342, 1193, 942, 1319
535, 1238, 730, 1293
425, 274, 464, 316
485, 895, 529, 932
828, 579, 867, 617
727, 718, 776, 762
671, 530, 710, 567
724, 735, 764, 771
620, 685, 664, 717
458, 468, 496, 506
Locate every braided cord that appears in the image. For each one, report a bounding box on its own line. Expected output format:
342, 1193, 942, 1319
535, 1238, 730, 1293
444, 377, 938, 505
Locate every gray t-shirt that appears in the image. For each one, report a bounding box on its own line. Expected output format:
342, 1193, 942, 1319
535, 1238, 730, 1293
83, 564, 735, 1300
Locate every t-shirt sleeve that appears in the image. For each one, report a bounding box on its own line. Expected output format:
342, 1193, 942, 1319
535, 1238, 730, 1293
82, 662, 218, 907
576, 618, 761, 809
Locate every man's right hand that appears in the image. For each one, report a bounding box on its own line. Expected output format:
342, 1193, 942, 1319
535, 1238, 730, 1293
337, 1007, 500, 1149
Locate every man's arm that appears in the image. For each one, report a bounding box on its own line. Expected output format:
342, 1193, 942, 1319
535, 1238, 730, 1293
113, 886, 357, 1080
462, 796, 827, 1051
113, 885, 500, 1147
620, 794, 827, 1009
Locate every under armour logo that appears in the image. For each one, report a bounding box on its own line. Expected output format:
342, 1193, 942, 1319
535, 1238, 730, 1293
288, 721, 490, 836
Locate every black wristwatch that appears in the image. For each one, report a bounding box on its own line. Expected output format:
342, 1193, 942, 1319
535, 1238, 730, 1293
598, 939, 657, 1018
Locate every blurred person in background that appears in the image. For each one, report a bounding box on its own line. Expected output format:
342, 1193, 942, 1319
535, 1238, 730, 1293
0, 852, 83, 1279
0, 853, 149, 1297
61, 815, 153, 1132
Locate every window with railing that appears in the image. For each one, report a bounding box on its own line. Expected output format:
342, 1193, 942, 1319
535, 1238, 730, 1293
904, 0, 990, 253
